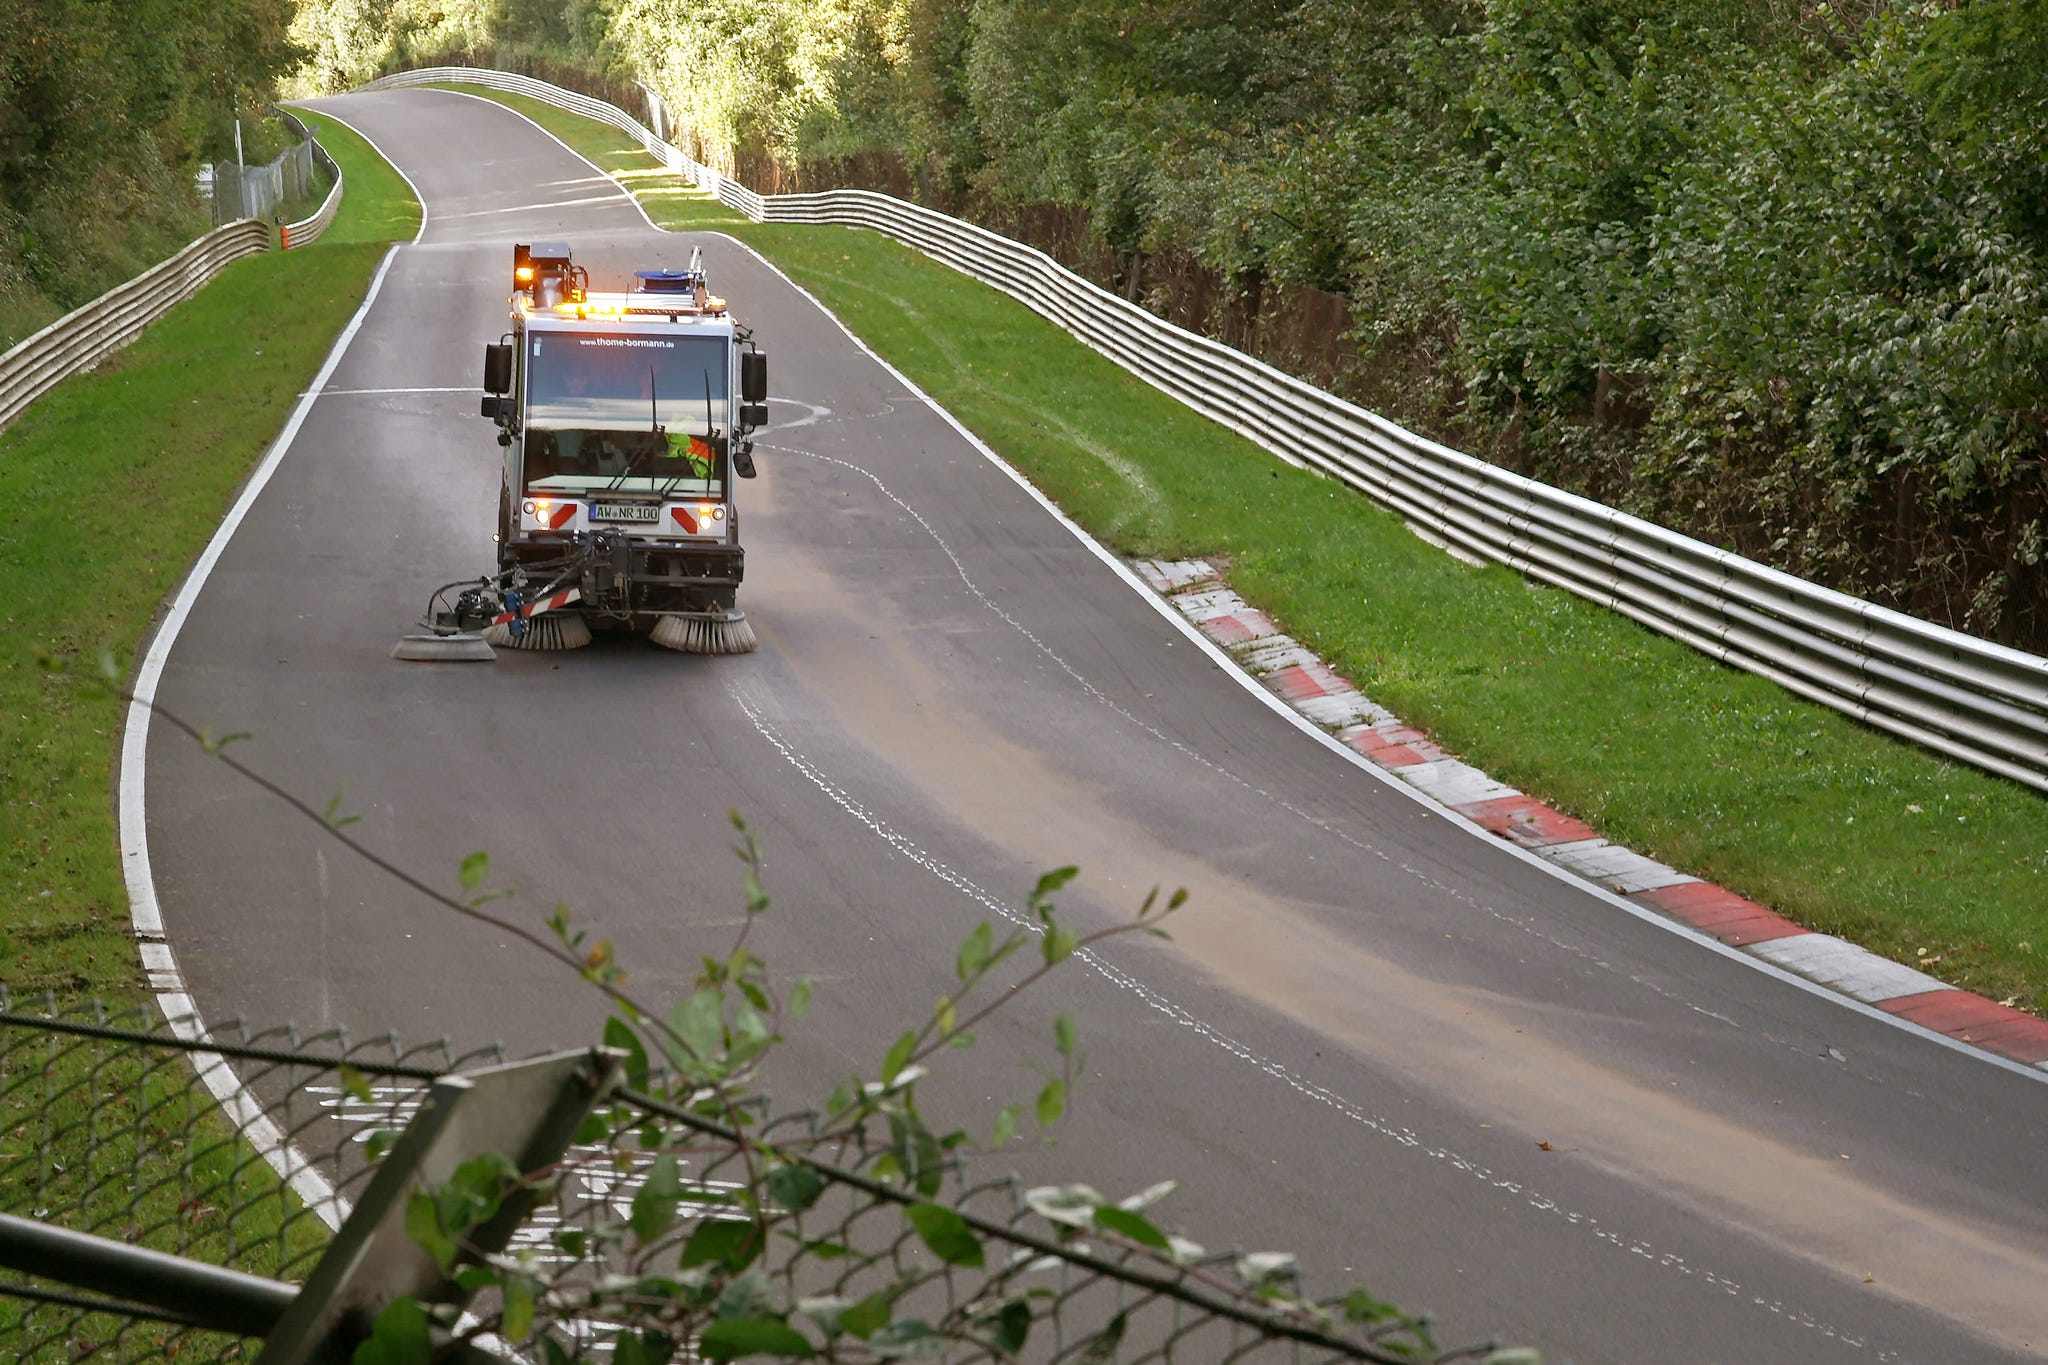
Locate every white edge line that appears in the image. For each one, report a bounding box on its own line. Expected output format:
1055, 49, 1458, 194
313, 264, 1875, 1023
867, 316, 2048, 1086
382, 83, 2048, 1086
313, 386, 476, 396
403, 86, 660, 234
119, 243, 406, 1231
284, 99, 431, 245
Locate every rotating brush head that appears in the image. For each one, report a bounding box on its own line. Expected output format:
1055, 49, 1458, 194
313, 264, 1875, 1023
650, 610, 757, 655
484, 611, 593, 651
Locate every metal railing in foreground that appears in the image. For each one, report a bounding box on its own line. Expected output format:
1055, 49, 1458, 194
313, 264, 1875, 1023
0, 1000, 1524, 1364
0, 997, 502, 1360
355, 66, 2048, 794
0, 221, 268, 437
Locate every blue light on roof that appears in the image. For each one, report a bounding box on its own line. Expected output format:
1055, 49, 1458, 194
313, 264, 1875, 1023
635, 268, 701, 294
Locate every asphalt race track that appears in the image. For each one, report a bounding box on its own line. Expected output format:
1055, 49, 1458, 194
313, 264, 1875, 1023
138, 90, 2048, 1363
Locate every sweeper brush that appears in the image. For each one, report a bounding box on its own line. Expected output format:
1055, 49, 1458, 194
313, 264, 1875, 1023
396, 572, 589, 662
651, 609, 757, 655
484, 610, 593, 651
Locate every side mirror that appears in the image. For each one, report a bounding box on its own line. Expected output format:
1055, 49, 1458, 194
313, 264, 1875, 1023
482, 343, 513, 395
740, 350, 768, 403
732, 444, 757, 479
480, 394, 508, 422
740, 402, 768, 430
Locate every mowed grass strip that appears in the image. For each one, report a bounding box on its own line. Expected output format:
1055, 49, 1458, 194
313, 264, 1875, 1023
461, 87, 2048, 1012
0, 116, 418, 1325
289, 107, 426, 247
2, 114, 412, 1002
0, 1023, 325, 1354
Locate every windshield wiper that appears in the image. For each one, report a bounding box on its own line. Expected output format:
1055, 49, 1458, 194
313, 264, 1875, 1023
605, 366, 666, 492
659, 370, 721, 500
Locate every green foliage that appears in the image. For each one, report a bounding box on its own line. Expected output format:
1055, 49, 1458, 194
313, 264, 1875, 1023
1911, 0, 2048, 253
346, 818, 1482, 1359
905, 1202, 983, 1267
352, 839, 1482, 1358
0, 0, 299, 188
296, 0, 2048, 644
698, 1316, 815, 1361
355, 1296, 434, 1365
0, 0, 303, 340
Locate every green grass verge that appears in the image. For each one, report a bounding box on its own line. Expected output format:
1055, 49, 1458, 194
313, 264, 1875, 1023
290, 108, 425, 247
2, 109, 415, 1003
0, 113, 420, 1331
471, 84, 2048, 1013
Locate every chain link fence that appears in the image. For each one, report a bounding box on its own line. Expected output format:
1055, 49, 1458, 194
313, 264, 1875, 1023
0, 996, 499, 1361
0, 998, 1517, 1363
210, 141, 315, 225
205, 141, 320, 227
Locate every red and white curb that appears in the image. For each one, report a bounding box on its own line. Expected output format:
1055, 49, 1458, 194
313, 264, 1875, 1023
1137, 557, 2048, 1074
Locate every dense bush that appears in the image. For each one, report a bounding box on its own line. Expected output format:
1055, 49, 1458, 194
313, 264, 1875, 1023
0, 1, 302, 340
290, 0, 2048, 647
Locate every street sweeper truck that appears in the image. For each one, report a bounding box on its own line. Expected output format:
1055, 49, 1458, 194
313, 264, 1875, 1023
429, 241, 768, 656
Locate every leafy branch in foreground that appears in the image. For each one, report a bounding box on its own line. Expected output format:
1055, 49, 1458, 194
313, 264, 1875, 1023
97, 661, 1536, 1365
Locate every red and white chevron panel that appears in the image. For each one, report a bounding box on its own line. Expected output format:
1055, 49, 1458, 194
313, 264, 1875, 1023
491, 587, 582, 627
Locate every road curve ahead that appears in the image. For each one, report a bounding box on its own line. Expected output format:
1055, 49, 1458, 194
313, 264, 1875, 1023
139, 89, 2048, 1364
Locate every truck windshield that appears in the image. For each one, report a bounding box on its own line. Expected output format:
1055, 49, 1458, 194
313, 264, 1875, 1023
523, 330, 729, 495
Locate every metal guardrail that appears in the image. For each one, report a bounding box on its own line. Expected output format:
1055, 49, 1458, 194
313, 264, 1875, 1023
0, 220, 269, 436
275, 108, 344, 251
358, 67, 2048, 794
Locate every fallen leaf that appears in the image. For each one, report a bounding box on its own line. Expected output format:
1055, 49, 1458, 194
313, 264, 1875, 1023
1536, 1141, 1553, 1152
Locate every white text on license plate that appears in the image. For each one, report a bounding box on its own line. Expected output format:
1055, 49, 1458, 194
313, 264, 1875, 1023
591, 503, 659, 523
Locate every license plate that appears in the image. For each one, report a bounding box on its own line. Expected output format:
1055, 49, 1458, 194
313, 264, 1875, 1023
591, 502, 659, 523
